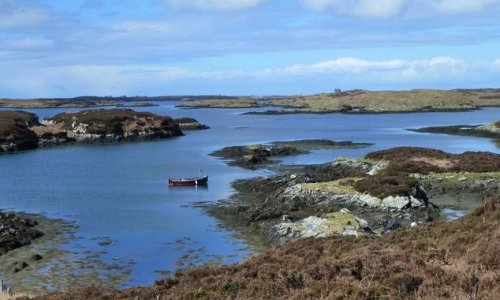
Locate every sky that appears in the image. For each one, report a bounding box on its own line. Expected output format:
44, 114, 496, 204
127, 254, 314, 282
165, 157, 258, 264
1, 0, 500, 97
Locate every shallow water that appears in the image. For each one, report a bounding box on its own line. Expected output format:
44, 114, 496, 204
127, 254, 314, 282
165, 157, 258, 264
0, 104, 499, 288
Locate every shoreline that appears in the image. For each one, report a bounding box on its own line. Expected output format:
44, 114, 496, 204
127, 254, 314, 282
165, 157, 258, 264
409, 123, 500, 140
0, 209, 135, 295
205, 147, 500, 247
0, 211, 76, 295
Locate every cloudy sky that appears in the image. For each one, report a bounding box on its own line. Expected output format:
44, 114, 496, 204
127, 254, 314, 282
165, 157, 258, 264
1, 0, 500, 97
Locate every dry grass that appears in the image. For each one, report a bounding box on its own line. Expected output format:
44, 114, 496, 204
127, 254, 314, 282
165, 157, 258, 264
353, 147, 500, 198
366, 147, 500, 174
301, 178, 362, 195
354, 173, 418, 199
36, 193, 500, 300
0, 111, 38, 133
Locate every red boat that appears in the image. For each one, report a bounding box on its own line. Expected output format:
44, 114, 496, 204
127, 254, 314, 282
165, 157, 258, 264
168, 175, 208, 186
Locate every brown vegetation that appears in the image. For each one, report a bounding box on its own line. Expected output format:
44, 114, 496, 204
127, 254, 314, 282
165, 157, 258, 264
366, 147, 500, 174
0, 111, 39, 151
47, 109, 178, 135
495, 121, 500, 128
354, 173, 418, 199
352, 147, 500, 198
36, 193, 500, 299
1, 109, 187, 153
173, 117, 198, 124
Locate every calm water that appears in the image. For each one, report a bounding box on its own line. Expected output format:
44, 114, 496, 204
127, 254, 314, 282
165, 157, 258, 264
0, 104, 499, 287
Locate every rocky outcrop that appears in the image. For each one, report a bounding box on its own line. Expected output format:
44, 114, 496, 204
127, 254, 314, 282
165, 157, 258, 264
281, 183, 424, 212
0, 211, 44, 255
1, 109, 190, 153
39, 109, 182, 144
271, 209, 369, 244
0, 111, 40, 153
173, 118, 209, 130
212, 144, 303, 169
211, 140, 373, 169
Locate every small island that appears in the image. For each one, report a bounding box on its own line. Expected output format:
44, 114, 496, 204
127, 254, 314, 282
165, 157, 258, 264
410, 120, 500, 139
0, 109, 207, 154
211, 139, 373, 169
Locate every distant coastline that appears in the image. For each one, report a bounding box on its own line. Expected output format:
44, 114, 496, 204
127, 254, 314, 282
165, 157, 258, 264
176, 88, 500, 114
3, 89, 500, 113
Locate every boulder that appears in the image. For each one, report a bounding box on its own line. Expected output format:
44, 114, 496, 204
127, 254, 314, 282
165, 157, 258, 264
271, 210, 363, 243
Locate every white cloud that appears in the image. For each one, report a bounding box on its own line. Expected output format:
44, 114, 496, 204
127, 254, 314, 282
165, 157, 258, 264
0, 56, 480, 97
0, 38, 54, 50
165, 0, 267, 11
265, 56, 466, 79
433, 0, 500, 14
300, 0, 409, 18
301, 0, 500, 18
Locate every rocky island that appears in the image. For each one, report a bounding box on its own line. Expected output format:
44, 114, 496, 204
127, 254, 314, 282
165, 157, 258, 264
0, 109, 207, 154
211, 139, 372, 169
410, 120, 500, 140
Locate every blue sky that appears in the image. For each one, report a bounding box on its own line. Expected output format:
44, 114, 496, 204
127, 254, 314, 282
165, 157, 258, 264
1, 0, 500, 97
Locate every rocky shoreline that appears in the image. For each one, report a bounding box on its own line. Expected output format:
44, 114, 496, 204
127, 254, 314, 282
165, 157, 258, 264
210, 139, 372, 169
207, 147, 500, 246
0, 212, 44, 257
409, 121, 500, 139
0, 109, 208, 154
35, 190, 500, 299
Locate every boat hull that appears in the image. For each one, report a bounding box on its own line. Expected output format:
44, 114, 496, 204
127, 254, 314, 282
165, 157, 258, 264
168, 175, 208, 186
